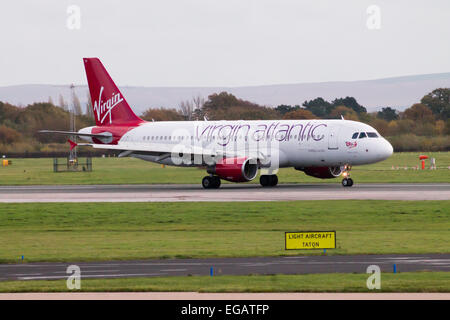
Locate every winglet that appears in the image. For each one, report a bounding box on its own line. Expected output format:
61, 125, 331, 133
68, 139, 78, 151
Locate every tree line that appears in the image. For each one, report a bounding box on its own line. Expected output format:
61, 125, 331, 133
142, 88, 449, 151
0, 88, 449, 154
0, 100, 95, 155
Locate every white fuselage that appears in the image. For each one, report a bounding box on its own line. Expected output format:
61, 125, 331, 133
80, 119, 393, 168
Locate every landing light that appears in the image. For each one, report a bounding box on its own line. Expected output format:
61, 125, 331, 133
342, 171, 348, 177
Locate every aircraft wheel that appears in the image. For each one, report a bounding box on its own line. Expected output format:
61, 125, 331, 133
270, 175, 278, 186
202, 176, 221, 189
347, 178, 354, 187
212, 176, 221, 189
342, 178, 353, 187
202, 176, 213, 189
260, 175, 269, 187
260, 175, 278, 187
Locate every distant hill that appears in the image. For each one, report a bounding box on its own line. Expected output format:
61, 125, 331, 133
1, 72, 450, 115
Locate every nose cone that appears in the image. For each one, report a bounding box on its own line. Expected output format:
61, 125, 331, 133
381, 138, 393, 160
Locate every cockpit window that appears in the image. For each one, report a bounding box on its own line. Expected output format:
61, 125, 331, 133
352, 132, 359, 139
358, 132, 367, 139
367, 132, 378, 138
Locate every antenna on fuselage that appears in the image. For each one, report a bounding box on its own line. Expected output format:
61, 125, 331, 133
341, 115, 345, 120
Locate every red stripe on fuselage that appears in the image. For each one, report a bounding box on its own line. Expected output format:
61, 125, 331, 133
91, 125, 141, 144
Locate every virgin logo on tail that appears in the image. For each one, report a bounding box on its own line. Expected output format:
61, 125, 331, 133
93, 86, 124, 124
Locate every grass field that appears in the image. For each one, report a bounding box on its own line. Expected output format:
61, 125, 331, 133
0, 273, 449, 293
0, 200, 448, 263
0, 152, 449, 185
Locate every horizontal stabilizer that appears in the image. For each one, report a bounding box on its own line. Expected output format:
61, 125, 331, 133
38, 130, 111, 138
68, 139, 78, 151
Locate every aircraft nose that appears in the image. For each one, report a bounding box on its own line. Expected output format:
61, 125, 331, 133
381, 138, 393, 159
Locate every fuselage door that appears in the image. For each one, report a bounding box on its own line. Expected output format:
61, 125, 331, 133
328, 126, 339, 150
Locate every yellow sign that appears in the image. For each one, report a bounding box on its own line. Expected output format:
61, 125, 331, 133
285, 231, 336, 250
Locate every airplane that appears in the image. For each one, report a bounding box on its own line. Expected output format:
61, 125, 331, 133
40, 58, 393, 189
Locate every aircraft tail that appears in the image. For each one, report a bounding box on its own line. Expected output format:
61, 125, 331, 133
83, 58, 144, 127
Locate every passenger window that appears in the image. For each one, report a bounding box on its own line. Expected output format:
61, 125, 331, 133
352, 132, 359, 139
359, 132, 367, 139
367, 132, 378, 138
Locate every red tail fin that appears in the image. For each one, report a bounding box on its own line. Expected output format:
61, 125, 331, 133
83, 58, 144, 127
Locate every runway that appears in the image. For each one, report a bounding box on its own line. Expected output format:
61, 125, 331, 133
1, 254, 449, 281
0, 183, 449, 202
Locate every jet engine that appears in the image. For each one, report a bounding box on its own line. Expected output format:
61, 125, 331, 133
208, 157, 258, 182
295, 166, 344, 179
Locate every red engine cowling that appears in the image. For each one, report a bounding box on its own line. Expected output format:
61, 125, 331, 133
210, 157, 258, 182
297, 166, 344, 179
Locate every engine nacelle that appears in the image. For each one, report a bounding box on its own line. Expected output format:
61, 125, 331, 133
296, 166, 344, 179
209, 157, 258, 182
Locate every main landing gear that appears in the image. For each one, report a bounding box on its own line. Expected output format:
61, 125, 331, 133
341, 165, 354, 187
260, 175, 278, 187
202, 175, 221, 189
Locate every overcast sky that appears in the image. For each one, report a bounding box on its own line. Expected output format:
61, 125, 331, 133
1, 0, 449, 87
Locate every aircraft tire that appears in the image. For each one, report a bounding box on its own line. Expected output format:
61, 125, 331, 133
260, 175, 269, 187
202, 176, 213, 189
270, 175, 278, 187
342, 178, 354, 187
347, 178, 354, 187
212, 176, 221, 189
260, 175, 278, 187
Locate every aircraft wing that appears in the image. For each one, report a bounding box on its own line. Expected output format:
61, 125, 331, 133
77, 141, 270, 164
40, 131, 270, 163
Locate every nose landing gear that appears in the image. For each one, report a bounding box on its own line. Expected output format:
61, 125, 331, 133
341, 165, 354, 187
342, 178, 353, 187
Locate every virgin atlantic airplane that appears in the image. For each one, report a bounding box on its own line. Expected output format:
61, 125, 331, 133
41, 58, 393, 189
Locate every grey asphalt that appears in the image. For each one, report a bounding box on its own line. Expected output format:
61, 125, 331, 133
1, 254, 450, 281
0, 183, 449, 202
